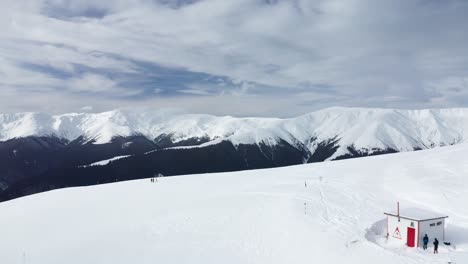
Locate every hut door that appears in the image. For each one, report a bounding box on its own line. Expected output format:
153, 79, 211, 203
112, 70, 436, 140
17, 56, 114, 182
407, 227, 415, 247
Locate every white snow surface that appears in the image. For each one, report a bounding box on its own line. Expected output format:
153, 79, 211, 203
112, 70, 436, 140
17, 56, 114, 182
2, 107, 468, 158
82, 155, 132, 167
1, 143, 468, 264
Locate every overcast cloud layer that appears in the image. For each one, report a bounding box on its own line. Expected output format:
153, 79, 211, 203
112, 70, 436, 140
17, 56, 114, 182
1, 0, 468, 116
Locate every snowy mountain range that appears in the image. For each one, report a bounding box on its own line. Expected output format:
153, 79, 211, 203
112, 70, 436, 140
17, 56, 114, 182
2, 107, 468, 156
2, 107, 468, 201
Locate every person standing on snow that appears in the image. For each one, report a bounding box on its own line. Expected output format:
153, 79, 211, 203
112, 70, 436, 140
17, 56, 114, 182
433, 238, 439, 254
423, 234, 429, 250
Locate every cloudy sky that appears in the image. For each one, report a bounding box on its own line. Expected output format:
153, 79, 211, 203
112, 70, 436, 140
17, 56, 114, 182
1, 0, 468, 116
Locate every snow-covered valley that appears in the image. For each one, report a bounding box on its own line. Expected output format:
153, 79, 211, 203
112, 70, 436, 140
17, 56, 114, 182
1, 143, 467, 263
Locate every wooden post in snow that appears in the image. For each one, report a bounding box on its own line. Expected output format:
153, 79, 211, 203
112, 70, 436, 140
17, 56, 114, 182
397, 201, 400, 222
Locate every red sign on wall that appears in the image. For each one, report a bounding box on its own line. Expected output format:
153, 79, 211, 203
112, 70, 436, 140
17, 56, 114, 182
393, 227, 402, 239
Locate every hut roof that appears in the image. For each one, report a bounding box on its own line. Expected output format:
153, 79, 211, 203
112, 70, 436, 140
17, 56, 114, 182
384, 207, 448, 221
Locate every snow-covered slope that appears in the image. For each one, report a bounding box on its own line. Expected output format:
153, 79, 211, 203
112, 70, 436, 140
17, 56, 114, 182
82, 155, 132, 167
1, 143, 467, 264
2, 107, 468, 160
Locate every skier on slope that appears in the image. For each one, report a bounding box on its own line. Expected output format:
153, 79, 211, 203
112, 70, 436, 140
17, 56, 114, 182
423, 234, 429, 250
433, 238, 439, 254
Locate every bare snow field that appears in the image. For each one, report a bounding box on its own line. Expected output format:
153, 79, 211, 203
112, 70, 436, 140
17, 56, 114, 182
1, 143, 468, 263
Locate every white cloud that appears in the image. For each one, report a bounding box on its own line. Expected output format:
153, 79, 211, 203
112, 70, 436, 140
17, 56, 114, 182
177, 89, 211, 96
81, 105, 93, 111
1, 0, 468, 116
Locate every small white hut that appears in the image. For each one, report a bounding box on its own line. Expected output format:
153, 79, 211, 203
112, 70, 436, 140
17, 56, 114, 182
384, 204, 448, 248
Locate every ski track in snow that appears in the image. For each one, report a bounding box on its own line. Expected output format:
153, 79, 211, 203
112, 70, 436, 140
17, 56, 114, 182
1, 144, 468, 263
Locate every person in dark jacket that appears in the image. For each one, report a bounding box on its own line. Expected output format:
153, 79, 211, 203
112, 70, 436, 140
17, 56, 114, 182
423, 234, 429, 250
433, 238, 439, 254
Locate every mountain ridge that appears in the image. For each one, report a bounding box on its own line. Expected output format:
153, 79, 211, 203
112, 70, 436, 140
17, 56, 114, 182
1, 107, 467, 160
2, 107, 468, 201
